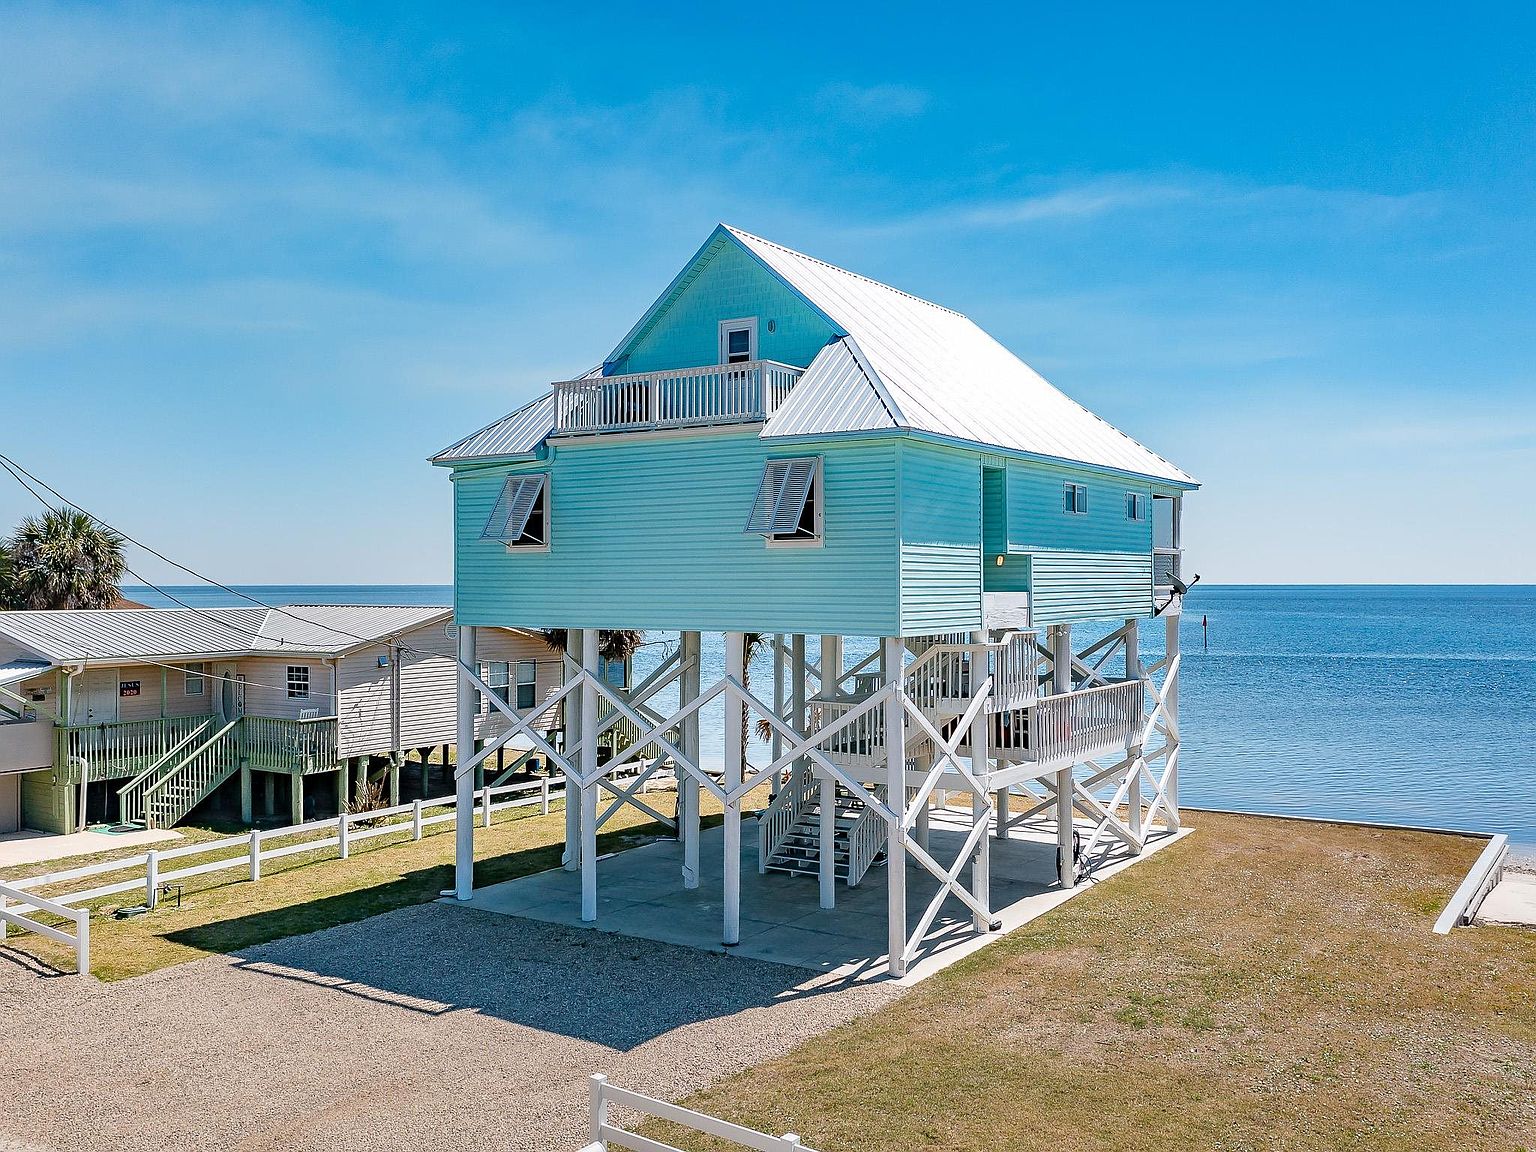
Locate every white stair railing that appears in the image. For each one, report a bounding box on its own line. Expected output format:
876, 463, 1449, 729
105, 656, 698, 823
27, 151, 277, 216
757, 764, 815, 872
845, 784, 888, 888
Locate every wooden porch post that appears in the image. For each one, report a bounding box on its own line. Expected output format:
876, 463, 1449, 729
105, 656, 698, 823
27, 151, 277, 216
240, 766, 253, 824
679, 631, 702, 890
563, 629, 584, 874
291, 773, 304, 826
723, 631, 745, 945
579, 628, 600, 922
969, 629, 991, 931
884, 636, 907, 978
338, 758, 350, 816
453, 624, 477, 900
1052, 624, 1075, 889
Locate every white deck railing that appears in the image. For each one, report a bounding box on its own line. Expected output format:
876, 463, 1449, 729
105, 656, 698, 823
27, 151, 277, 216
553, 360, 803, 435
576, 1074, 814, 1152
1029, 679, 1145, 767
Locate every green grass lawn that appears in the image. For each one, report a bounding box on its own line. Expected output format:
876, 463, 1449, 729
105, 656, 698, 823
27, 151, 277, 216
5, 793, 690, 981
653, 812, 1536, 1151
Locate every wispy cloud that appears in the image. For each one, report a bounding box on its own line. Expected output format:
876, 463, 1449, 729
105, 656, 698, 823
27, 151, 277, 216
811, 82, 930, 127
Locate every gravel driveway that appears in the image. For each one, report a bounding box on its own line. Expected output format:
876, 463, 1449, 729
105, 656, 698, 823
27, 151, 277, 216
0, 903, 901, 1151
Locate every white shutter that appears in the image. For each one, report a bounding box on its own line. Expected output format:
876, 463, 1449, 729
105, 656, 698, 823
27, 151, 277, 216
745, 457, 818, 535
482, 474, 547, 541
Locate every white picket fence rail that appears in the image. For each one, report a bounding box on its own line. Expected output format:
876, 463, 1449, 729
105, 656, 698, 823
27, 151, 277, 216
576, 1074, 815, 1152
0, 882, 90, 975
0, 776, 562, 976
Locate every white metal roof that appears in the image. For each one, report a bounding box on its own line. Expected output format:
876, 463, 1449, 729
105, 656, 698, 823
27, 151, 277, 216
0, 605, 452, 665
732, 227, 1195, 485
432, 393, 555, 464
0, 659, 50, 688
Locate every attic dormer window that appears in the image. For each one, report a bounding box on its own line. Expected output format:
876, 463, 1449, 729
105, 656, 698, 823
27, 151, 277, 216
483, 473, 550, 549
719, 318, 758, 364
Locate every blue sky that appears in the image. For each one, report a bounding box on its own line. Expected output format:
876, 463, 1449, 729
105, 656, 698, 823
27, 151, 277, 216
2, 1, 1533, 585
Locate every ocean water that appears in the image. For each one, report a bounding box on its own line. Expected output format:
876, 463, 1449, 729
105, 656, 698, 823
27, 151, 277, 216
125, 584, 1536, 847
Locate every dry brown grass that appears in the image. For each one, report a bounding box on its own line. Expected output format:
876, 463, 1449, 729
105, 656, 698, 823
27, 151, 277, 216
658, 813, 1536, 1151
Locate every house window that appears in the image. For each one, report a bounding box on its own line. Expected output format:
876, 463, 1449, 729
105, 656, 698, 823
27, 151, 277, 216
719, 317, 758, 364
1064, 482, 1089, 514
184, 663, 206, 697
1125, 492, 1145, 521
483, 473, 549, 549
287, 666, 310, 699
516, 660, 537, 710
745, 456, 822, 543
485, 661, 510, 706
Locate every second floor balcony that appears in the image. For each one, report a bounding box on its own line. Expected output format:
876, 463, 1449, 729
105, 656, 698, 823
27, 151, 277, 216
552, 359, 803, 436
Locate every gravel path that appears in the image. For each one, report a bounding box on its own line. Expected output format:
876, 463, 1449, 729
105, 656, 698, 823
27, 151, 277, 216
0, 903, 902, 1151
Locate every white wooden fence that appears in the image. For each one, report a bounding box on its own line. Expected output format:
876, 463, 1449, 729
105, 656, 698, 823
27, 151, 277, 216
0, 777, 561, 976
576, 1075, 815, 1152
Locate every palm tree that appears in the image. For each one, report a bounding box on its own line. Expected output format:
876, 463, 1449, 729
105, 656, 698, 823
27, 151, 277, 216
536, 628, 644, 665
3, 507, 127, 610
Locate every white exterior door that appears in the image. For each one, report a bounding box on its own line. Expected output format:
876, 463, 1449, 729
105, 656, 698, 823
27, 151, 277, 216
71, 669, 119, 725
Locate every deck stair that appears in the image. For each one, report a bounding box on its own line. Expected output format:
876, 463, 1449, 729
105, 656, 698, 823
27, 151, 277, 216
759, 766, 888, 887
134, 718, 244, 829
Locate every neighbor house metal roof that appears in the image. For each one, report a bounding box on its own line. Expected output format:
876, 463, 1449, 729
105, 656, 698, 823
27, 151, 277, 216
731, 227, 1196, 485
0, 605, 452, 665
0, 659, 51, 688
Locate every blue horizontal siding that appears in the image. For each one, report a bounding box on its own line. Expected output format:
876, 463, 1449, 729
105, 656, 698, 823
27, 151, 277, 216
615, 241, 838, 374
454, 430, 902, 635
1029, 552, 1153, 624
899, 442, 982, 635
1006, 461, 1154, 555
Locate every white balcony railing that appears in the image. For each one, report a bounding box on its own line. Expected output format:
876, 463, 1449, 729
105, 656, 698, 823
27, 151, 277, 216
552, 360, 803, 435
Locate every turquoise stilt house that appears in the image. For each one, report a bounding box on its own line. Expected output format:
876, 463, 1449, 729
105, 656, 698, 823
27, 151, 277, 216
436, 225, 1197, 978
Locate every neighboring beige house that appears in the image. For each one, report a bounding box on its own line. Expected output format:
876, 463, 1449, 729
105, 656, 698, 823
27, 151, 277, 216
0, 605, 581, 836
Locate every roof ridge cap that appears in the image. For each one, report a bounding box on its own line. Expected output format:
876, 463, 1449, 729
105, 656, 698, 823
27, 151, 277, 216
725, 225, 967, 318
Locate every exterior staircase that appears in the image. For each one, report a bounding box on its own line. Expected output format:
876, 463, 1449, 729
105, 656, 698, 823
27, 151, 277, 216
763, 784, 868, 881
758, 767, 888, 887
118, 717, 243, 829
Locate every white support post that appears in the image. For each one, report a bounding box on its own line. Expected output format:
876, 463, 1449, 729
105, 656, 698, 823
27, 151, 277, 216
969, 630, 991, 931
580, 628, 600, 922
817, 634, 839, 908
884, 635, 907, 978
915, 785, 930, 852
338, 811, 349, 860
564, 628, 584, 873
994, 786, 1010, 840
680, 631, 702, 890
453, 623, 477, 900
1165, 606, 1181, 831
1125, 618, 1143, 846
145, 849, 159, 910
818, 770, 836, 908
540, 776, 550, 816
770, 633, 785, 798
1052, 624, 1075, 889
723, 631, 745, 945
412, 799, 423, 840
248, 830, 261, 882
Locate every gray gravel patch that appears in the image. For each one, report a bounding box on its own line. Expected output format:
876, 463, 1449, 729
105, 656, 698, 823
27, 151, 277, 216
0, 903, 901, 1152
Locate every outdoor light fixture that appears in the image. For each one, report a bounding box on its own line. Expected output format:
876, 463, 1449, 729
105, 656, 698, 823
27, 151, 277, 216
995, 554, 1005, 566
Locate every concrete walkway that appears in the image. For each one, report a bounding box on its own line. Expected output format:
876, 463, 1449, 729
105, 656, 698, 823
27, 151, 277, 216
462, 808, 1190, 985
0, 903, 898, 1152
1478, 871, 1536, 927
0, 826, 180, 870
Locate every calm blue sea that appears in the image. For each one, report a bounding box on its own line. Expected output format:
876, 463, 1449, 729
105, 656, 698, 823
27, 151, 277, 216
125, 584, 1536, 848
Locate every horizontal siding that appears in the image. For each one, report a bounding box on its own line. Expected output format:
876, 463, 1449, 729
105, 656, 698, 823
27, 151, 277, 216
1006, 460, 1153, 555
471, 629, 565, 747
237, 657, 330, 721
114, 662, 215, 723
454, 429, 902, 635
1029, 552, 1154, 625
615, 238, 837, 374
899, 441, 981, 635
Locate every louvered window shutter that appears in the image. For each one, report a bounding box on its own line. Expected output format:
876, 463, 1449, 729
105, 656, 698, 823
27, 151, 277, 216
745, 457, 818, 535
483, 474, 547, 541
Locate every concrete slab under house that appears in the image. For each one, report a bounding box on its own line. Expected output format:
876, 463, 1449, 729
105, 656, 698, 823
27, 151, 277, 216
434, 224, 1199, 979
